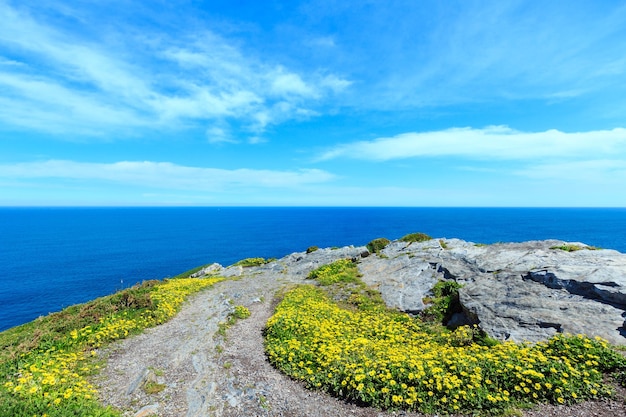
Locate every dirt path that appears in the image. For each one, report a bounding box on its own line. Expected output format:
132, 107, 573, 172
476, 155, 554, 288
94, 251, 626, 417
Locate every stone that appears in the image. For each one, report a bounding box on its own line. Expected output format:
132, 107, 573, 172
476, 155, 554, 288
134, 403, 159, 417
190, 263, 223, 277
355, 238, 626, 344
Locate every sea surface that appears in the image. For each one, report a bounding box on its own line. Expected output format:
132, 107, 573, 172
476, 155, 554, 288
1, 207, 626, 332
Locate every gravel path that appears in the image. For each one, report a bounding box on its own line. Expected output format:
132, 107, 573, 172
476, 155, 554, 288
94, 251, 626, 417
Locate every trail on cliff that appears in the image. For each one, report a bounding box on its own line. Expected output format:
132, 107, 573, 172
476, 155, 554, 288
94, 244, 626, 417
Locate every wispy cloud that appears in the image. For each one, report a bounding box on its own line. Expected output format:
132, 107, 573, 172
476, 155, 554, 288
319, 126, 626, 161
332, 2, 626, 109
0, 2, 350, 137
514, 159, 626, 183
0, 160, 335, 190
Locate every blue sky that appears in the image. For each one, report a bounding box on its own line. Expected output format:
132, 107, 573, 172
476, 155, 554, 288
1, 0, 625, 206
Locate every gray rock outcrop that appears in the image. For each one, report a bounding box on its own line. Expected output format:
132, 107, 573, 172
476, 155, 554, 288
357, 238, 626, 345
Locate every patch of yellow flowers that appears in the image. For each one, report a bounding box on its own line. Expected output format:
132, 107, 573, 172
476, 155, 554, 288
2, 277, 222, 413
265, 285, 620, 414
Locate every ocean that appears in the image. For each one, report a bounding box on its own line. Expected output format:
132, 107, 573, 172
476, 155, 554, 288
1, 207, 625, 332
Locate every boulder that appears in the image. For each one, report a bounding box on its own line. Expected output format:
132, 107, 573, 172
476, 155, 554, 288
190, 263, 223, 277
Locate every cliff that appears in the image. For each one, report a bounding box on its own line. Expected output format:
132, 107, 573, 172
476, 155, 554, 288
198, 237, 626, 345
95, 237, 621, 417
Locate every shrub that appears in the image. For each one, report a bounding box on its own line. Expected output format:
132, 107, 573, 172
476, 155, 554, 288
366, 238, 390, 254
233, 257, 273, 267
421, 280, 463, 324
306, 246, 319, 253
400, 232, 432, 243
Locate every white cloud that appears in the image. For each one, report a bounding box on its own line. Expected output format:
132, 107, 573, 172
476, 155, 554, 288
269, 67, 316, 97
330, 2, 626, 110
205, 126, 235, 144
0, 74, 145, 134
0, 160, 335, 190
320, 74, 352, 93
0, 2, 350, 137
514, 159, 626, 183
319, 126, 626, 161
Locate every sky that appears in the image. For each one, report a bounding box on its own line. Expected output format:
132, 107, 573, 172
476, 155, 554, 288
1, 0, 626, 207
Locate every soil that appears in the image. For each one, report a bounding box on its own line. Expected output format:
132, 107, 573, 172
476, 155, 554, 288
94, 263, 626, 417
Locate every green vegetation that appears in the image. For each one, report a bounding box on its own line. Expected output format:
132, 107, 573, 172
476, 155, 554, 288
307, 259, 360, 286
0, 277, 222, 417
400, 232, 433, 243
439, 239, 448, 249
421, 280, 463, 324
143, 381, 166, 395
306, 246, 319, 253
233, 305, 251, 319
265, 261, 626, 415
307, 259, 383, 312
550, 245, 600, 252
233, 257, 275, 267
366, 237, 391, 254
217, 305, 252, 338
174, 263, 212, 278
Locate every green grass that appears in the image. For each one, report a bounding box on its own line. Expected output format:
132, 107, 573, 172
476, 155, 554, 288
366, 238, 391, 254
174, 263, 213, 278
307, 259, 361, 286
216, 305, 252, 339
550, 244, 600, 252
400, 232, 433, 243
232, 257, 275, 267
0, 277, 222, 417
143, 381, 166, 395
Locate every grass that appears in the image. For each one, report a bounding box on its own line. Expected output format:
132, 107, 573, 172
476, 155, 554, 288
216, 305, 252, 338
232, 257, 275, 267
143, 381, 166, 395
550, 245, 600, 252
265, 260, 626, 415
306, 259, 383, 311
400, 232, 433, 243
0, 276, 223, 417
306, 259, 361, 286
174, 263, 214, 278
366, 238, 390, 254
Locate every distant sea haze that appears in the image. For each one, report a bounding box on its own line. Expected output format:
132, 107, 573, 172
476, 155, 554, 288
1, 207, 625, 332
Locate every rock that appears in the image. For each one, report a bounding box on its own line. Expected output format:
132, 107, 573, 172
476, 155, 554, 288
358, 252, 441, 314
126, 367, 150, 395
134, 403, 159, 417
276, 246, 366, 278
356, 238, 626, 344
222, 265, 243, 277
190, 263, 223, 277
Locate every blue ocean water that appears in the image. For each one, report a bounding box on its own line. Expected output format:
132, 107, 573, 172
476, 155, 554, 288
1, 207, 625, 332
